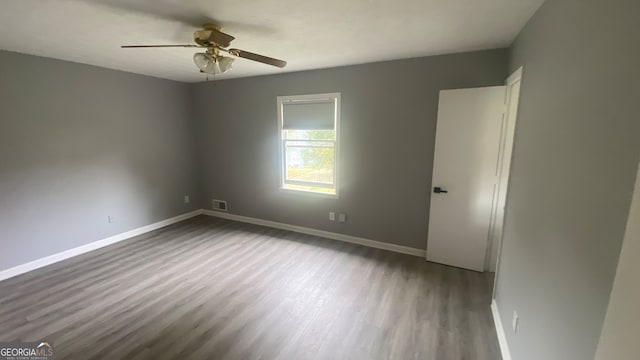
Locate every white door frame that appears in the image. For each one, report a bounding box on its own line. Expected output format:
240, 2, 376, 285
490, 67, 523, 294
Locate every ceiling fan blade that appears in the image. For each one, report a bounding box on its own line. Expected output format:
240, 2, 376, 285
121, 45, 202, 48
227, 48, 287, 68
208, 29, 235, 48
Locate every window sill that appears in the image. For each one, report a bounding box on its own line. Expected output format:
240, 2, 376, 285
279, 187, 339, 199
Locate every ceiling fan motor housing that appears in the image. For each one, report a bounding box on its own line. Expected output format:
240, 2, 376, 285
194, 29, 214, 47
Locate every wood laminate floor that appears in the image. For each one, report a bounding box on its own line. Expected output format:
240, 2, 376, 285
0, 215, 500, 360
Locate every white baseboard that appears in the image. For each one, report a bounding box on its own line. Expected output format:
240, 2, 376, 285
1, 209, 425, 282
202, 210, 426, 258
0, 209, 203, 282
491, 299, 513, 360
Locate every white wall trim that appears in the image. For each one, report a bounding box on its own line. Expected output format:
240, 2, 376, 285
506, 66, 523, 86
0, 209, 203, 282
491, 300, 513, 360
491, 66, 524, 292
1, 209, 426, 282
203, 210, 426, 257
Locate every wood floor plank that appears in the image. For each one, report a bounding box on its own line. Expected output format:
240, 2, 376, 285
0, 215, 501, 360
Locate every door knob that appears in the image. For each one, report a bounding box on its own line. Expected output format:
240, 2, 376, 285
434, 187, 448, 194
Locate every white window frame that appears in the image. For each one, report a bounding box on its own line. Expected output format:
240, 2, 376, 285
277, 92, 341, 199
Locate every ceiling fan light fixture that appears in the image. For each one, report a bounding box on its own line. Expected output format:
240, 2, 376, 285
193, 52, 214, 72
194, 53, 234, 75
218, 56, 234, 74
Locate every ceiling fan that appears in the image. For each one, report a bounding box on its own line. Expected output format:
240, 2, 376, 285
121, 24, 287, 75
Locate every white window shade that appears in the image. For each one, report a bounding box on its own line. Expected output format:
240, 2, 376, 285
282, 100, 335, 130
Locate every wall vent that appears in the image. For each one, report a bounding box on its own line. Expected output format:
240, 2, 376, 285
212, 199, 228, 212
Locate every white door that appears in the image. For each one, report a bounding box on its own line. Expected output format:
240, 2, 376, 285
427, 86, 506, 271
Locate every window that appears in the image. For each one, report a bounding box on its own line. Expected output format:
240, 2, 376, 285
278, 93, 340, 197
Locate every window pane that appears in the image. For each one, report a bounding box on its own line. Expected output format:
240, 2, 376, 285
285, 144, 334, 185
284, 129, 335, 140
278, 93, 339, 197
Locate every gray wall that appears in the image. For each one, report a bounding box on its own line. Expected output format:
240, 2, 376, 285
495, 0, 640, 359
0, 50, 200, 272
595, 162, 640, 360
192, 50, 508, 250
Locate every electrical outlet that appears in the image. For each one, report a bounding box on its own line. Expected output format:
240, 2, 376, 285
329, 212, 335, 221
512, 311, 519, 333
338, 213, 347, 222
184, 195, 190, 204
108, 216, 115, 224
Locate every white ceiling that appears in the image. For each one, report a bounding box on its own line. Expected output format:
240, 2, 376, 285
0, 0, 544, 83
